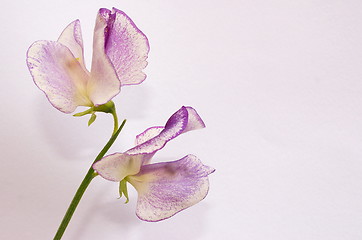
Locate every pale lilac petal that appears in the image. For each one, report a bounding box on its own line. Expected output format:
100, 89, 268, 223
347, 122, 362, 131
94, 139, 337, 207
126, 106, 205, 156
128, 155, 215, 222
184, 106, 206, 132
134, 126, 165, 164
99, 8, 149, 86
135, 126, 164, 145
26, 40, 91, 113
57, 20, 87, 70
88, 11, 121, 106
93, 153, 143, 182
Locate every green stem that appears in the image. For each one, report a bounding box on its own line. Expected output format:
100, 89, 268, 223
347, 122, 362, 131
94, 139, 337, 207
111, 108, 119, 135
53, 119, 127, 240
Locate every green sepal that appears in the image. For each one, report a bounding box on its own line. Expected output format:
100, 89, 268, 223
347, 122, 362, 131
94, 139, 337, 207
72, 101, 118, 132
73, 107, 94, 117
88, 113, 97, 126
73, 101, 116, 117
118, 178, 129, 204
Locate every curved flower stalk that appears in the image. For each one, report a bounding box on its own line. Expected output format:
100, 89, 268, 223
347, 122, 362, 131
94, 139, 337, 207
26, 8, 149, 114
93, 106, 215, 221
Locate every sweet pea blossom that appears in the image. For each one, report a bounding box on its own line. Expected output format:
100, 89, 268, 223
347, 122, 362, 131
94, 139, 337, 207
93, 106, 215, 221
26, 8, 149, 113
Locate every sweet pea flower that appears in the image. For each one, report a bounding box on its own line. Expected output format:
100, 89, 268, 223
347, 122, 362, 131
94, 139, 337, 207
26, 8, 149, 113
93, 106, 215, 221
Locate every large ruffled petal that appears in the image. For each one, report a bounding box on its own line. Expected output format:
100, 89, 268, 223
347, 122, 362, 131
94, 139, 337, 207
57, 20, 87, 70
126, 106, 205, 156
93, 153, 143, 182
99, 8, 150, 86
26, 40, 92, 113
128, 154, 215, 221
88, 11, 122, 106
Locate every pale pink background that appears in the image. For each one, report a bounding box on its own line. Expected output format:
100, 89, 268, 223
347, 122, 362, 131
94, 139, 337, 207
2, 0, 362, 239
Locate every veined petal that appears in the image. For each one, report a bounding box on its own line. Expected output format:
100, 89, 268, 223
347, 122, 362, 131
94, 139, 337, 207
126, 106, 205, 156
88, 11, 121, 106
128, 155, 215, 222
184, 106, 206, 132
26, 40, 91, 113
57, 20, 87, 70
134, 126, 164, 164
99, 8, 149, 86
126, 107, 187, 156
93, 153, 143, 182
135, 126, 164, 145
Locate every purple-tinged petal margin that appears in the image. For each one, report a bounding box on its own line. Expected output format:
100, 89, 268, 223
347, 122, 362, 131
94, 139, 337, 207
134, 126, 164, 164
128, 154, 215, 222
26, 40, 91, 113
88, 11, 121, 106
93, 153, 143, 182
57, 20, 87, 70
99, 8, 150, 86
135, 126, 164, 145
126, 106, 205, 156
184, 106, 206, 132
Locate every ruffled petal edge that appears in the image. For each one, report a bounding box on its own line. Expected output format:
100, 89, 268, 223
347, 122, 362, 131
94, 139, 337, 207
128, 154, 215, 222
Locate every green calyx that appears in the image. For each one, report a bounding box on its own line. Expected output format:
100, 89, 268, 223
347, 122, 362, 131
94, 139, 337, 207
73, 101, 119, 132
118, 178, 130, 204
73, 101, 116, 117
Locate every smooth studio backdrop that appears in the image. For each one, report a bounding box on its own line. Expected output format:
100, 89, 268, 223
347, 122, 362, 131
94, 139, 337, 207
1, 0, 362, 239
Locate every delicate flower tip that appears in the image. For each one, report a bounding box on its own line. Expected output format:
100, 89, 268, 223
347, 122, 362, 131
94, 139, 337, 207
57, 19, 83, 50
99, 8, 111, 17
208, 166, 216, 175
184, 106, 206, 131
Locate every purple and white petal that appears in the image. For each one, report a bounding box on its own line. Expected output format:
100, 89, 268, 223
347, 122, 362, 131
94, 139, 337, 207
88, 11, 121, 106
26, 40, 91, 113
128, 154, 215, 222
184, 107, 206, 132
135, 126, 164, 145
99, 8, 149, 86
93, 153, 143, 182
57, 20, 87, 70
134, 126, 164, 164
126, 106, 205, 156
126, 107, 188, 155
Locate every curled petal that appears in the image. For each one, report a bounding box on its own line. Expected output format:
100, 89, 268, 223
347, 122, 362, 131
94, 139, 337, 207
99, 8, 150, 86
88, 11, 121, 106
26, 40, 91, 113
57, 20, 86, 70
184, 106, 206, 132
135, 126, 164, 145
128, 155, 215, 222
93, 153, 143, 182
126, 106, 205, 156
132, 126, 163, 164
